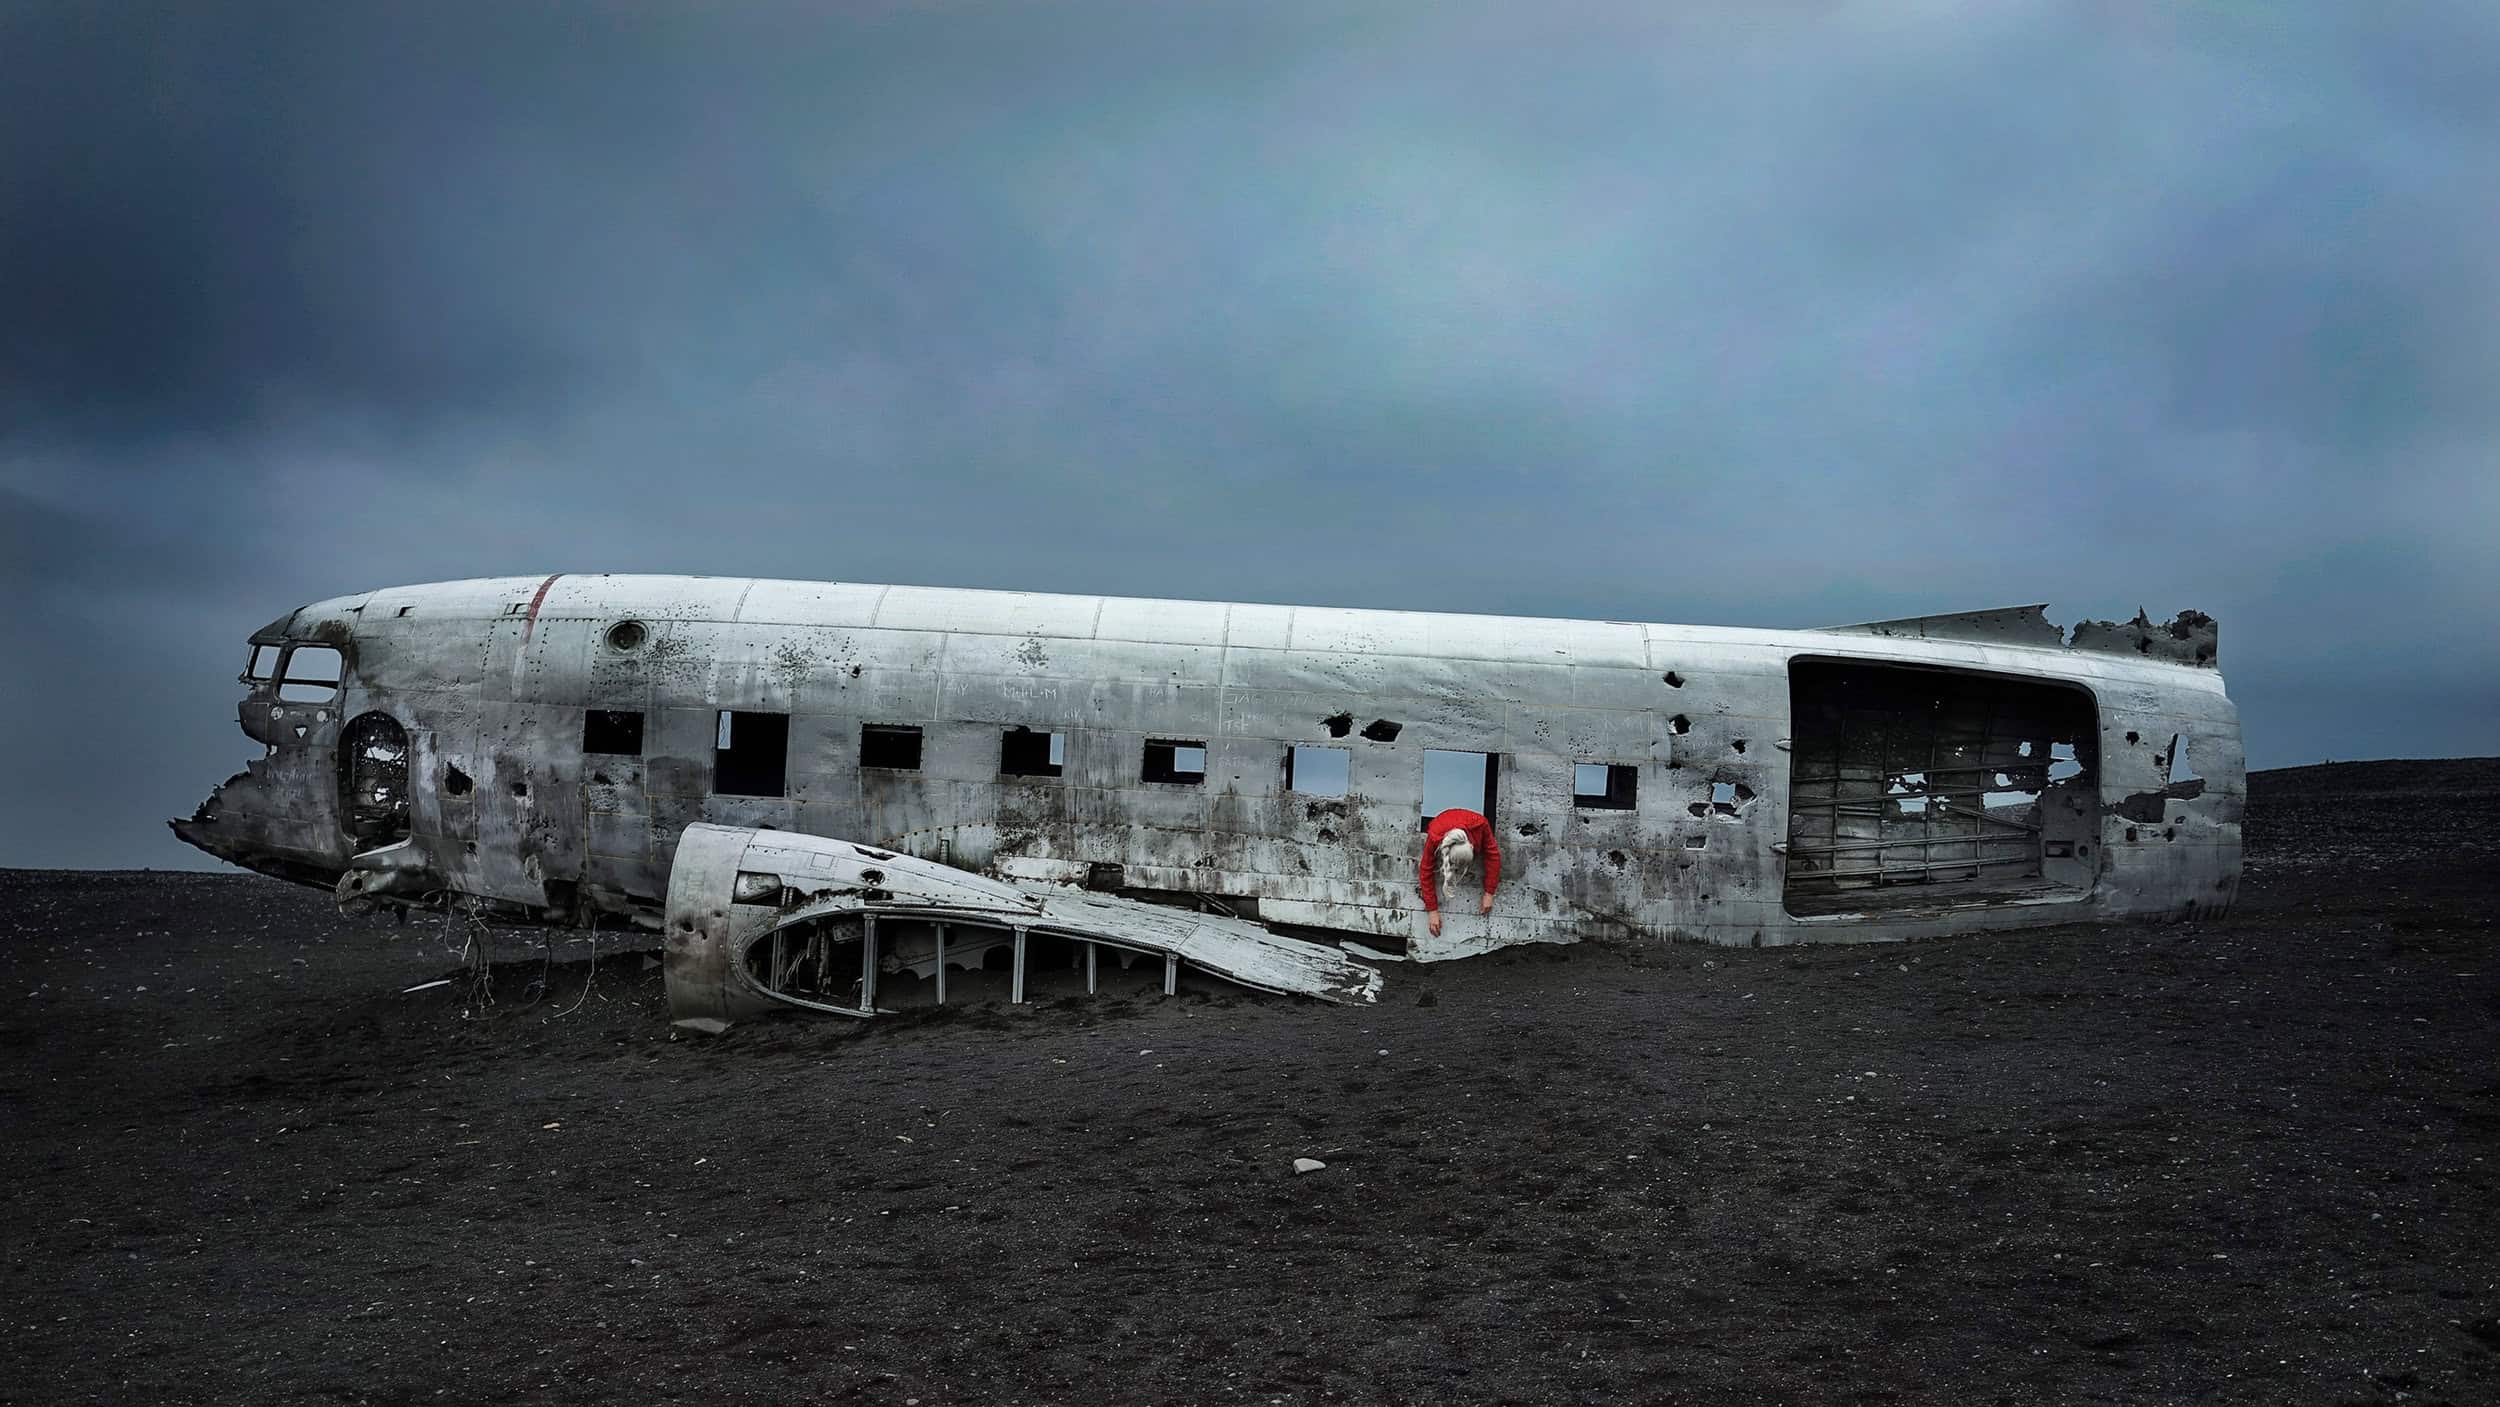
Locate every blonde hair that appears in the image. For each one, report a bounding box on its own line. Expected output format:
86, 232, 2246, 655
1437, 827, 1477, 893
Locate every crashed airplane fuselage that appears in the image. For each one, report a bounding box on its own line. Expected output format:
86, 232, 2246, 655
175, 575, 2241, 1022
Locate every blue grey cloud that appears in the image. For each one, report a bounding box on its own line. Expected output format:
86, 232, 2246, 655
3, 1, 2494, 867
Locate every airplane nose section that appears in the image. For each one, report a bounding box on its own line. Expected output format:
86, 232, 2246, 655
168, 769, 295, 873
170, 812, 236, 865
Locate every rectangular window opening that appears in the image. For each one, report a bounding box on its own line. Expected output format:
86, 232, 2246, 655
1001, 727, 1064, 778
244, 644, 283, 683
1420, 749, 1499, 830
276, 645, 344, 703
583, 709, 644, 756
1286, 745, 1350, 797
1785, 659, 2098, 916
1574, 762, 1638, 810
1143, 738, 1207, 785
713, 710, 790, 797
860, 724, 923, 771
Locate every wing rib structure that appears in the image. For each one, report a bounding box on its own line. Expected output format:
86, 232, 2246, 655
664, 824, 1382, 1030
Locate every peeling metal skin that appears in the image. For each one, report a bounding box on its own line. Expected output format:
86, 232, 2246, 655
173, 577, 2244, 1020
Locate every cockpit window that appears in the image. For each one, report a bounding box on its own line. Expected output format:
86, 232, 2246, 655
278, 645, 344, 703
245, 644, 283, 682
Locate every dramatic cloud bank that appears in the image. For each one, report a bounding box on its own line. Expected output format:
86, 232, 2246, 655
4, 1, 2494, 866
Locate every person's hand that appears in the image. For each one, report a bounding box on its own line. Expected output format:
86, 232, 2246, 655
1426, 908, 1442, 937
1478, 891, 1495, 916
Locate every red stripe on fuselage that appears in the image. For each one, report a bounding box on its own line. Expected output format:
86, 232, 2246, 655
522, 573, 563, 641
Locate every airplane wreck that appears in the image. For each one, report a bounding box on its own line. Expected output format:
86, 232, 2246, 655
174, 576, 2242, 1028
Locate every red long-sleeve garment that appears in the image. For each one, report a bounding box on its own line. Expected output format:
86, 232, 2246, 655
1419, 808, 1501, 911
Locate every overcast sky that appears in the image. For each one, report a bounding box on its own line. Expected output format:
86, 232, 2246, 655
4, 1, 2495, 870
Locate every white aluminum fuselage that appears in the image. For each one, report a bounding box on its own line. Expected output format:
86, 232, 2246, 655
175, 574, 2243, 953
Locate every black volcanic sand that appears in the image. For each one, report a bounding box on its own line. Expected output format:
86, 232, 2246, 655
3, 761, 2495, 1406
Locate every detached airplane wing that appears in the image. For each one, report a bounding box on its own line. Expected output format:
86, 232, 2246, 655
663, 824, 1383, 1030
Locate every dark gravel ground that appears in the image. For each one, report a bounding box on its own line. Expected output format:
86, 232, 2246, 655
2, 759, 2495, 1406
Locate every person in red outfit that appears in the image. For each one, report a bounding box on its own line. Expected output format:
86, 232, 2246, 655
1419, 807, 1501, 937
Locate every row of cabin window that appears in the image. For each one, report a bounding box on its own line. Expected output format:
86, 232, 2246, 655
579, 708, 1639, 811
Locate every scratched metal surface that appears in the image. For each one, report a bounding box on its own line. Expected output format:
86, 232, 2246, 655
174, 575, 2243, 951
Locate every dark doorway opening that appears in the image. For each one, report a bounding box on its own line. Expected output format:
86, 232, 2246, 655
1785, 659, 2098, 915
337, 712, 412, 853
